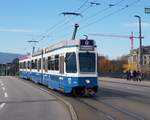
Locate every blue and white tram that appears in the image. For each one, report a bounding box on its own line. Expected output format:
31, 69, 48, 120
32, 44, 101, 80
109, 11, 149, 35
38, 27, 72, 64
19, 39, 98, 95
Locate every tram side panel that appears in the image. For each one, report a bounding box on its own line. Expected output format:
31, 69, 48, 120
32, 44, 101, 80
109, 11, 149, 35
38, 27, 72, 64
19, 39, 98, 95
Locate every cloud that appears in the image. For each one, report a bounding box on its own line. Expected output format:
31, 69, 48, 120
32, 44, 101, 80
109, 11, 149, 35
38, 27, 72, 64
124, 22, 150, 28
0, 28, 33, 33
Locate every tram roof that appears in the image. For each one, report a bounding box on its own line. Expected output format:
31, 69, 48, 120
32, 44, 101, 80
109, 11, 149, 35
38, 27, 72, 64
45, 39, 81, 53
20, 39, 95, 59
19, 55, 30, 61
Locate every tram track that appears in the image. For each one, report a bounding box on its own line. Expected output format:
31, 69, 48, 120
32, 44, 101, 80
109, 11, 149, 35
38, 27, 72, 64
106, 88, 150, 105
76, 97, 116, 120
92, 97, 145, 120
76, 96, 145, 120
99, 87, 150, 105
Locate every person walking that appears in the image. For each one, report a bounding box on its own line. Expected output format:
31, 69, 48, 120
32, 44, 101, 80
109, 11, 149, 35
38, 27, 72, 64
126, 70, 130, 80
136, 71, 140, 81
137, 71, 143, 82
132, 70, 137, 81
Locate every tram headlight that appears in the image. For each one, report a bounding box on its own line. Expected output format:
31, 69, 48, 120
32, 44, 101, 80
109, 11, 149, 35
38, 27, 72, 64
85, 79, 90, 84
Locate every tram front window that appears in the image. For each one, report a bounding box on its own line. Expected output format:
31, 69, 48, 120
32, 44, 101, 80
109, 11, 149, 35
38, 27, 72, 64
79, 52, 96, 72
66, 52, 77, 73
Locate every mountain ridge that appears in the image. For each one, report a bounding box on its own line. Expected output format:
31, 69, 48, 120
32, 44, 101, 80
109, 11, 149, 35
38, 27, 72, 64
0, 52, 23, 64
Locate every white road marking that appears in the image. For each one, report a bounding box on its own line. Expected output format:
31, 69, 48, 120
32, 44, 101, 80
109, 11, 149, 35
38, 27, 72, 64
4, 92, 8, 98
2, 87, 5, 91
0, 103, 6, 110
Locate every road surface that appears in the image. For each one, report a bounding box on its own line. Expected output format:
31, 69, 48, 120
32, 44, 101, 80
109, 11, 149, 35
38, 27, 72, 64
0, 76, 71, 120
57, 77, 150, 120
1, 76, 150, 120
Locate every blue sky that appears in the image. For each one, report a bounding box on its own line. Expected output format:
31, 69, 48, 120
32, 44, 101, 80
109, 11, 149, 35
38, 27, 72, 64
0, 0, 149, 59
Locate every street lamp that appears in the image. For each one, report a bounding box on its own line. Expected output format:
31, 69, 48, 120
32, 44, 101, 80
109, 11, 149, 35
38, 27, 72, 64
134, 15, 142, 72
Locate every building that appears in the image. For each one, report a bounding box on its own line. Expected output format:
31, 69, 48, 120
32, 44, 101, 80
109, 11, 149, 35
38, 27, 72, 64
128, 46, 150, 78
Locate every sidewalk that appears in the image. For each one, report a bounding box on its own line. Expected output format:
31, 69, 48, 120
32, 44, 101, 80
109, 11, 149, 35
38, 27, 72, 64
99, 77, 150, 87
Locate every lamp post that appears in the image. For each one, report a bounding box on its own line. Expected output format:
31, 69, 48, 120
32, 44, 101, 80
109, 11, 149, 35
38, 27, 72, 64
134, 15, 142, 72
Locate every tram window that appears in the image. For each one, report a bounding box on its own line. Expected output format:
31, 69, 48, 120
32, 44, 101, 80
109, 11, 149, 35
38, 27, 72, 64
43, 58, 45, 70
22, 62, 24, 69
79, 53, 96, 72
48, 57, 51, 70
35, 59, 37, 69
38, 59, 41, 71
19, 63, 22, 69
39, 59, 41, 69
22, 63, 24, 69
19, 63, 21, 69
27, 61, 29, 69
27, 61, 30, 69
66, 52, 77, 73
23, 62, 26, 69
50, 60, 55, 70
22, 62, 23, 69
55, 55, 59, 71
31, 60, 34, 69
31, 60, 37, 69
59, 56, 64, 74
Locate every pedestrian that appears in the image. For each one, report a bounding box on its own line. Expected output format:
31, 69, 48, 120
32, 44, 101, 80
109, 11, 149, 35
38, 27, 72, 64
126, 70, 130, 80
139, 72, 143, 82
136, 71, 140, 81
132, 70, 137, 81
128, 70, 131, 80
137, 71, 143, 82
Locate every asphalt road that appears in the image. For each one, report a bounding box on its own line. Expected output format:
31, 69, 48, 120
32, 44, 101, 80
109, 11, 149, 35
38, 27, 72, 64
55, 77, 150, 120
0, 76, 71, 120
1, 76, 150, 120
96, 77, 150, 120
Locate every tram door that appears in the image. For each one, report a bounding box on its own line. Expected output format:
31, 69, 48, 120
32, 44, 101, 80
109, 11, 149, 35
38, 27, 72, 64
59, 56, 64, 89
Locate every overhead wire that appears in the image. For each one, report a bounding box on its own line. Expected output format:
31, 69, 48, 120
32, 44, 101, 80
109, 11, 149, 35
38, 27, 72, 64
37, 0, 91, 43
44, 0, 101, 41
56, 0, 128, 39
80, 0, 141, 31
78, 0, 126, 24
79, 0, 98, 13
28, 0, 141, 51
75, 0, 90, 12
25, 0, 91, 52
37, 0, 92, 43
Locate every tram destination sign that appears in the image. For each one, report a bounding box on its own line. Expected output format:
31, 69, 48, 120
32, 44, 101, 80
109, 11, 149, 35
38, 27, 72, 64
80, 39, 95, 51
145, 8, 150, 14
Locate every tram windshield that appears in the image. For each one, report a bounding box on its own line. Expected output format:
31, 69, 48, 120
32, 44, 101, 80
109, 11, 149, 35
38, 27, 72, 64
79, 52, 96, 73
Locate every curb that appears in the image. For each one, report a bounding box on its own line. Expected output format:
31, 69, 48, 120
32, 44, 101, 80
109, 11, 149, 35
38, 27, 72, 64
99, 78, 150, 88
38, 87, 78, 120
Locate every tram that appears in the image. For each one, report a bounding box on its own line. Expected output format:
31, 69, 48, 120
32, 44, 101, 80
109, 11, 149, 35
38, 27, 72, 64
19, 39, 98, 95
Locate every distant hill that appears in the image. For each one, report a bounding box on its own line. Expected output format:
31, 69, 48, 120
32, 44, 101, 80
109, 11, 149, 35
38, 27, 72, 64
0, 52, 23, 64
